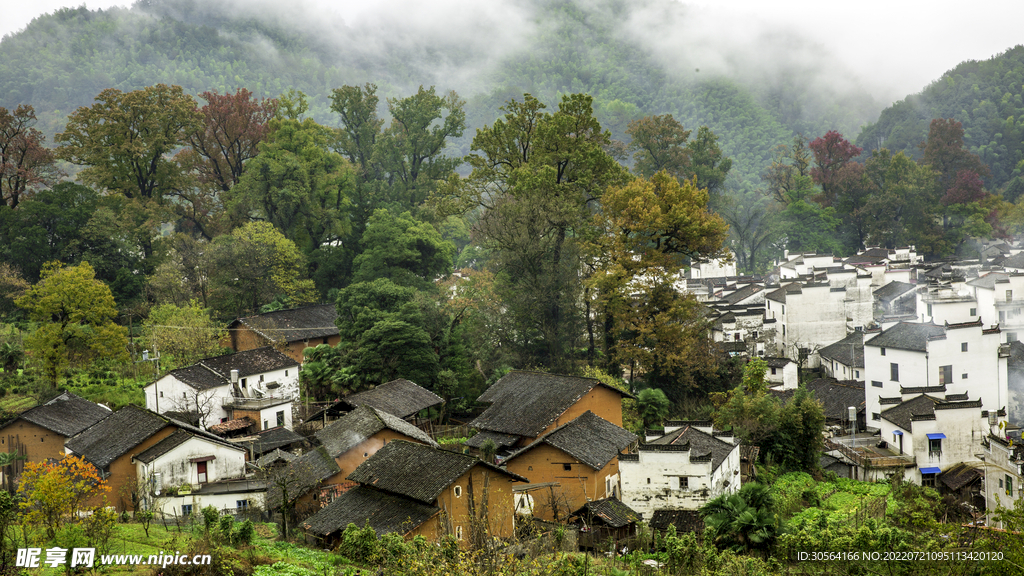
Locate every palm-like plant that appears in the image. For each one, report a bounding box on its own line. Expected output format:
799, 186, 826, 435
700, 482, 777, 554
0, 342, 23, 373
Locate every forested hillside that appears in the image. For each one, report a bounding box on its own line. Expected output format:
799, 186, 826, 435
0, 0, 883, 192
857, 45, 1024, 193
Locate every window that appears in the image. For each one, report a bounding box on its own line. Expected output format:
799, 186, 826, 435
1008, 475, 1014, 497
929, 438, 942, 457
939, 365, 952, 385
647, 478, 651, 484
241, 378, 247, 388
276, 410, 285, 427
259, 374, 265, 383
970, 307, 977, 316
456, 525, 463, 540
922, 473, 936, 488
197, 461, 208, 484
237, 500, 249, 510
322, 337, 329, 344
872, 413, 880, 421
734, 333, 741, 341
183, 392, 187, 398
1000, 311, 1007, 323
454, 485, 462, 498
159, 391, 164, 398
771, 368, 777, 375
890, 363, 899, 382
872, 381, 883, 388
562, 463, 572, 471
752, 331, 758, 339
855, 370, 860, 378
1008, 290, 1014, 302
962, 373, 968, 380
220, 418, 227, 423
961, 342, 968, 352
881, 347, 886, 356
264, 420, 269, 430
681, 477, 689, 489
285, 370, 289, 377
182, 504, 193, 516
927, 303, 933, 316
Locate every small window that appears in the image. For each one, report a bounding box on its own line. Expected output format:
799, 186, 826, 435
259, 374, 265, 383
970, 307, 977, 316
939, 365, 952, 385
962, 373, 968, 379
872, 381, 882, 388
890, 363, 899, 382
881, 348, 886, 356
455, 525, 463, 540
276, 410, 285, 427
681, 477, 689, 489
285, 370, 289, 377
1007, 475, 1014, 497
263, 420, 269, 430
752, 331, 758, 339
647, 478, 651, 484
183, 392, 187, 398
182, 504, 194, 516
929, 438, 942, 455
237, 500, 249, 510
322, 337, 329, 345
855, 370, 860, 378
961, 343, 968, 352
528, 466, 533, 471
1000, 478, 1004, 488
241, 378, 247, 388
1008, 290, 1013, 302
872, 413, 880, 421
771, 367, 777, 375
220, 418, 227, 423
454, 485, 462, 498
159, 391, 164, 398
40, 437, 44, 443
562, 463, 572, 471
363, 452, 368, 458
922, 473, 936, 488
927, 303, 933, 316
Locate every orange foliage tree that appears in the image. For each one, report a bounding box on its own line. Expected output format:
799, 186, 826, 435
17, 455, 108, 539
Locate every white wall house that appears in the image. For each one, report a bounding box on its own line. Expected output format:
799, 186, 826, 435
689, 253, 738, 279
766, 282, 848, 366
863, 321, 1006, 430
819, 331, 865, 382
765, 358, 798, 390
144, 347, 299, 430
619, 422, 741, 520
982, 432, 1024, 528
966, 272, 1024, 343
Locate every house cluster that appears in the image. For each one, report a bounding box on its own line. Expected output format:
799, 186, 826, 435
698, 243, 1024, 525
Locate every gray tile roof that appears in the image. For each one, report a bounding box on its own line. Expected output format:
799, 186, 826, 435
880, 395, 942, 430
873, 281, 917, 301
232, 304, 339, 344
721, 285, 763, 305
65, 405, 171, 469
803, 378, 865, 420
864, 322, 945, 352
343, 379, 443, 420
471, 371, 630, 438
818, 332, 864, 368
256, 448, 298, 467
238, 427, 305, 457
504, 411, 636, 471
133, 429, 193, 464
1001, 253, 1024, 269
647, 425, 736, 473
167, 347, 298, 391
569, 497, 640, 528
265, 446, 341, 509
302, 485, 438, 537
315, 405, 437, 458
17, 392, 111, 438
966, 272, 1010, 290
465, 430, 520, 450
347, 440, 524, 504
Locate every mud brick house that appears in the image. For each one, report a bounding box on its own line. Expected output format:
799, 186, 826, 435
0, 392, 111, 489
467, 371, 632, 453
302, 441, 526, 547
503, 411, 636, 522
305, 378, 443, 424
267, 405, 439, 517
226, 304, 339, 363
567, 497, 641, 549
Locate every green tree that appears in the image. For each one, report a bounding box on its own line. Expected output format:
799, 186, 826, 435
352, 209, 455, 289
142, 301, 226, 369
15, 262, 128, 386
700, 482, 777, 554
684, 125, 733, 202
636, 388, 670, 430
862, 149, 945, 255
626, 114, 690, 179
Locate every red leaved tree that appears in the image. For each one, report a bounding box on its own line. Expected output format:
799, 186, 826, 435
0, 105, 61, 209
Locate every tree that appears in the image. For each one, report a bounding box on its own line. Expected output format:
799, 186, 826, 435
17, 454, 108, 539
808, 130, 863, 208
142, 301, 226, 369
0, 105, 60, 209
15, 262, 128, 386
636, 389, 670, 430
209, 222, 318, 319
862, 149, 946, 255
684, 125, 733, 202
188, 89, 278, 194
352, 209, 455, 289
700, 482, 777, 554
626, 115, 690, 179
921, 118, 990, 193
56, 84, 202, 202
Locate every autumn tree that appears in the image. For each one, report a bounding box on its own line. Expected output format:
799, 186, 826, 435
15, 262, 129, 386
142, 300, 226, 369
189, 89, 278, 193
593, 171, 728, 394
56, 84, 202, 201
17, 454, 108, 539
626, 114, 690, 179
921, 118, 990, 195
0, 105, 60, 209
808, 130, 863, 208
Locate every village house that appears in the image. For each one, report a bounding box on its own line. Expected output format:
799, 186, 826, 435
818, 331, 865, 382
0, 392, 111, 488
873, 281, 918, 318
302, 441, 526, 547
143, 347, 299, 430
965, 271, 1024, 342
226, 303, 339, 364
567, 497, 641, 550
764, 357, 798, 389
619, 421, 741, 519
771, 378, 866, 434
981, 433, 1024, 528
765, 281, 852, 365
467, 371, 631, 453
502, 411, 636, 522
235, 427, 306, 461
132, 428, 260, 517
304, 378, 443, 425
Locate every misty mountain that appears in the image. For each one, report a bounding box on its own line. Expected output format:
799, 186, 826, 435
857, 45, 1024, 192
0, 0, 977, 193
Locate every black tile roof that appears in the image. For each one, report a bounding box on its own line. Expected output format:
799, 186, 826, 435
647, 425, 736, 473
649, 509, 704, 534
344, 379, 442, 420
65, 405, 171, 469
721, 285, 763, 305
302, 485, 438, 537
238, 427, 305, 457
265, 446, 341, 509
763, 357, 792, 368
938, 462, 983, 491
315, 405, 437, 458
17, 391, 111, 438
803, 378, 865, 420
166, 347, 298, 391
255, 448, 297, 467
873, 281, 917, 301
818, 332, 864, 369
865, 322, 945, 352
569, 497, 640, 528
347, 440, 524, 504
504, 411, 636, 471
464, 430, 520, 450
471, 371, 630, 438
133, 429, 193, 464
232, 304, 338, 344
880, 395, 942, 430
966, 272, 1010, 289
1001, 253, 1024, 269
